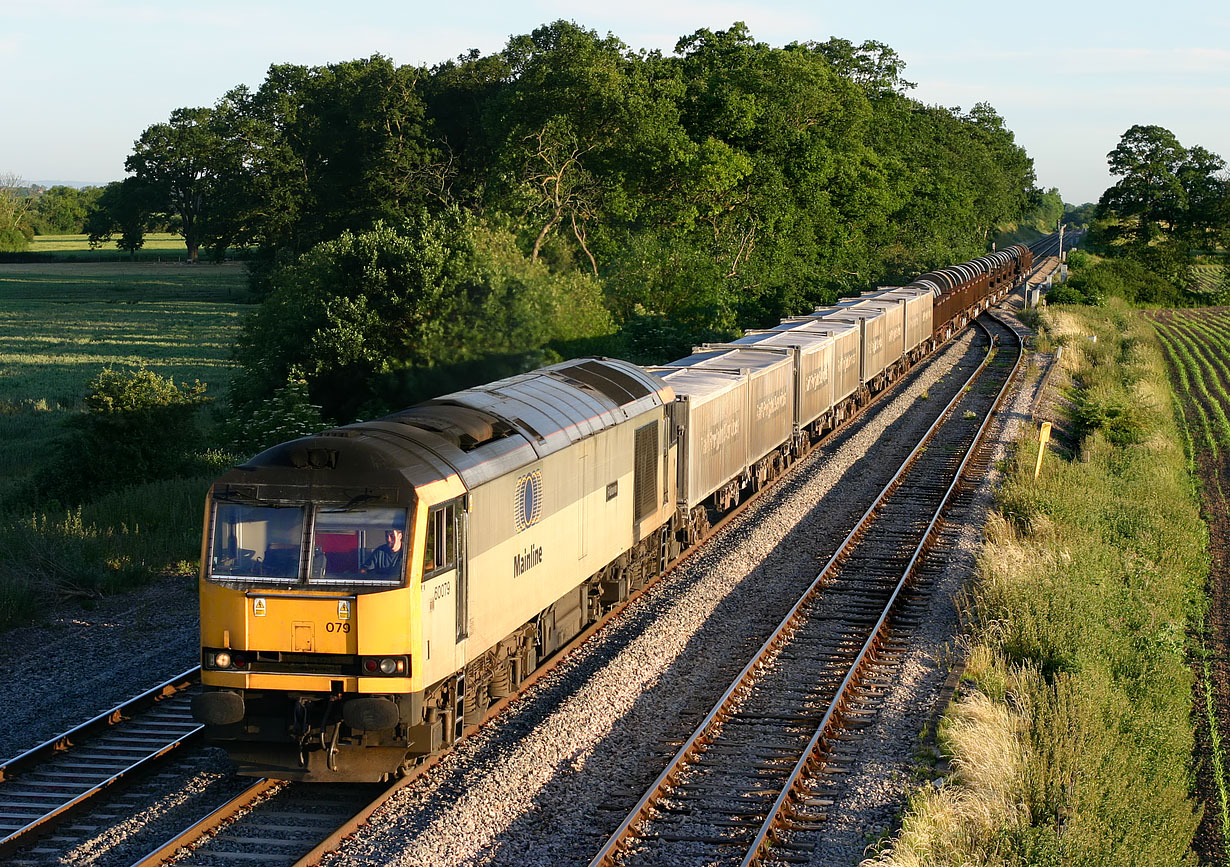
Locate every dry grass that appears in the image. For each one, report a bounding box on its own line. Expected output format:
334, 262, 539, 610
870, 653, 1029, 866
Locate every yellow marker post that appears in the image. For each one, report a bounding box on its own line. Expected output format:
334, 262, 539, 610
1034, 422, 1052, 480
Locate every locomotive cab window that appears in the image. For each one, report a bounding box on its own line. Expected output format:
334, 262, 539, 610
423, 501, 459, 578
210, 504, 305, 581
311, 506, 408, 586
208, 502, 407, 589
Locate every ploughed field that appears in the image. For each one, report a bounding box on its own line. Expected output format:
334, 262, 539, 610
1150, 307, 1230, 864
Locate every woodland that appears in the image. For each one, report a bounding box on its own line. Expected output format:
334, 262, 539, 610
72, 22, 1055, 425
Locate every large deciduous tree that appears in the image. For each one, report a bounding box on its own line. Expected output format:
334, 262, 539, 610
119, 22, 1043, 383
236, 56, 440, 265
127, 106, 224, 261
1096, 125, 1228, 283
85, 178, 156, 256
231, 209, 614, 421
1099, 124, 1190, 247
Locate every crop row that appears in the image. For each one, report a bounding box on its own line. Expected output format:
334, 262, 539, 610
1152, 312, 1230, 459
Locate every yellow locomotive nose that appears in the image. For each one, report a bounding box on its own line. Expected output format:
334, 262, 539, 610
244, 593, 357, 655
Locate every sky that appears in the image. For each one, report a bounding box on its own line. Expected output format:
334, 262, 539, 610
2, 0, 1227, 205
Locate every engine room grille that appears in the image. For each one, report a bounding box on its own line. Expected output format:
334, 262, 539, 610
633, 422, 658, 522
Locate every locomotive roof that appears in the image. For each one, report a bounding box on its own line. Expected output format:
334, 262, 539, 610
230, 358, 673, 495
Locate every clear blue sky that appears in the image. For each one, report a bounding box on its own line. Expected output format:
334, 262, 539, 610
3, 0, 1227, 205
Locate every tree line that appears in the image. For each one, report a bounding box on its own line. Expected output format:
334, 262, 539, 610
0, 180, 102, 250
53, 22, 1047, 434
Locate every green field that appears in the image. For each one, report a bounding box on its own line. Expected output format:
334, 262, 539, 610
0, 259, 253, 629
21, 232, 247, 263
0, 261, 249, 493
28, 232, 187, 254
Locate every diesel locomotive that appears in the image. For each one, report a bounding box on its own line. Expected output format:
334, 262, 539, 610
191, 245, 1032, 781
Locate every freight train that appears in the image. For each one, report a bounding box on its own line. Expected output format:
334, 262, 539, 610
191, 245, 1032, 781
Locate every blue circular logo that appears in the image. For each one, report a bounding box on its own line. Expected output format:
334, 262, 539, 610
514, 471, 543, 532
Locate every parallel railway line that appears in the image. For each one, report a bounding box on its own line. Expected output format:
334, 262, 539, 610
588, 313, 1020, 866
118, 327, 1006, 866
0, 668, 202, 860
127, 313, 1019, 867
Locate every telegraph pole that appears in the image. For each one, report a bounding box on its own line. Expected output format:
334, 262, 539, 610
1058, 219, 1065, 263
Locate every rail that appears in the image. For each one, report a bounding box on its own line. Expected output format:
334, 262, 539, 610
0, 667, 203, 857
587, 313, 1022, 866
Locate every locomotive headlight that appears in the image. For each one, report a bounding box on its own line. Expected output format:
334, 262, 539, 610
214, 651, 232, 669
379, 657, 398, 675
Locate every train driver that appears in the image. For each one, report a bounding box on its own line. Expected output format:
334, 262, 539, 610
360, 528, 404, 576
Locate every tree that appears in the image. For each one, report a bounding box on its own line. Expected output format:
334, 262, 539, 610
0, 173, 33, 251
1095, 125, 1228, 284
484, 21, 685, 274
126, 106, 223, 261
1177, 144, 1229, 248
230, 210, 614, 421
229, 55, 439, 271
1098, 124, 1188, 247
85, 179, 155, 256
1064, 202, 1097, 229
31, 185, 100, 234
810, 37, 915, 95
227, 374, 328, 457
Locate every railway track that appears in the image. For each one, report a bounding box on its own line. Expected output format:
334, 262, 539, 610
0, 668, 202, 859
586, 312, 1021, 867
132, 778, 385, 866
1027, 227, 1082, 265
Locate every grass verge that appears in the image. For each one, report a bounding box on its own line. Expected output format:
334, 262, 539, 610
868, 299, 1207, 866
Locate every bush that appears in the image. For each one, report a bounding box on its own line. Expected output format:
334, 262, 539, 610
225, 375, 328, 458
230, 211, 616, 422
1068, 257, 1186, 307
1046, 285, 1088, 305
0, 224, 29, 252
1073, 382, 1152, 445
1065, 248, 1093, 270
33, 366, 210, 505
